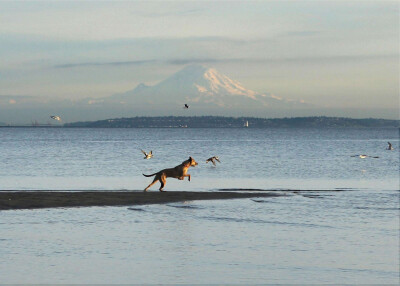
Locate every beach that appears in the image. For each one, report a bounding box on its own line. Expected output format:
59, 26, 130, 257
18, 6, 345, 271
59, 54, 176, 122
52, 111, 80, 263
0, 190, 283, 210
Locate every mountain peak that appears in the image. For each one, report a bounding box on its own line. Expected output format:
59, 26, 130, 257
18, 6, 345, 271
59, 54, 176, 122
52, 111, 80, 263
156, 64, 257, 98
111, 64, 306, 110
164, 64, 209, 84
178, 64, 208, 74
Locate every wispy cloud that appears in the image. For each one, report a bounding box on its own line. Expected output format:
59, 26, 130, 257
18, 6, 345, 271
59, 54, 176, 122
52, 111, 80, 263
54, 60, 157, 69
53, 54, 398, 69
275, 30, 323, 38
141, 7, 208, 18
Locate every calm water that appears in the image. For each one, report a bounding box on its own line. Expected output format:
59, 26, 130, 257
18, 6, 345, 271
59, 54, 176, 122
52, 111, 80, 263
0, 127, 399, 283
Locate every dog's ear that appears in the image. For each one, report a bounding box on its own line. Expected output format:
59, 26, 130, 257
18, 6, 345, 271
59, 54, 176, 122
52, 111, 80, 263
189, 156, 193, 161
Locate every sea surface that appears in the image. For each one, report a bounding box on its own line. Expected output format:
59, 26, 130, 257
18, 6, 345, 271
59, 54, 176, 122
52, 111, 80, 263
0, 127, 399, 284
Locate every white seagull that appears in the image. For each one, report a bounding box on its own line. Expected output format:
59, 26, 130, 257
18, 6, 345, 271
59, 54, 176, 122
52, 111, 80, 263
206, 156, 221, 166
141, 150, 153, 159
350, 154, 379, 159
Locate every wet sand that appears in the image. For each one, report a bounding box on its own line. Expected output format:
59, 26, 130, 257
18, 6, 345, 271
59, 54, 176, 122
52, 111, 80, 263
0, 190, 283, 210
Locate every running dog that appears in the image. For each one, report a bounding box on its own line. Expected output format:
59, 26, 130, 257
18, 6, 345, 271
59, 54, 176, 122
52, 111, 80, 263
143, 156, 198, 192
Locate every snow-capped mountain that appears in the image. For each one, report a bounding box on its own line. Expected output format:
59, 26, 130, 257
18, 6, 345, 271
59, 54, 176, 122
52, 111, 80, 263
108, 64, 304, 110
0, 64, 309, 124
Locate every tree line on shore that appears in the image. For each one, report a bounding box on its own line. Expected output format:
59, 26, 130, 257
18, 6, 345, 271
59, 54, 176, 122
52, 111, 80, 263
63, 116, 399, 128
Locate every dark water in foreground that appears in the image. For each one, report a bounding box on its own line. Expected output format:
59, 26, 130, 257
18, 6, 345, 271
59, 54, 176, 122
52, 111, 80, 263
0, 127, 398, 283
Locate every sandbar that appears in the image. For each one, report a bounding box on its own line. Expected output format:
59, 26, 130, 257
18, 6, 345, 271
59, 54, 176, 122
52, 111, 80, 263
0, 190, 283, 210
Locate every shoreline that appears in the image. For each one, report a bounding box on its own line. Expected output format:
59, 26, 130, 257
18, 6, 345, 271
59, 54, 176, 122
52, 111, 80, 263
0, 190, 283, 210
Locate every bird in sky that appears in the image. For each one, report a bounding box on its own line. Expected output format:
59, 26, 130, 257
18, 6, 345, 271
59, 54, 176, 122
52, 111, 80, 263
141, 150, 153, 159
387, 142, 393, 150
50, 115, 61, 121
183, 104, 189, 109
206, 156, 221, 166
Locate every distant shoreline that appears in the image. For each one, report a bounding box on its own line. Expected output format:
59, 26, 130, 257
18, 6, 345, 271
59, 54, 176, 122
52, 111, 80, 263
1, 116, 398, 128
1, 126, 399, 129
65, 116, 400, 128
0, 190, 284, 210
0, 125, 62, 128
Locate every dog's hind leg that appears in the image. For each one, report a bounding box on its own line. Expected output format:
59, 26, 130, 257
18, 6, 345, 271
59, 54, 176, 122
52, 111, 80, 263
144, 177, 159, 192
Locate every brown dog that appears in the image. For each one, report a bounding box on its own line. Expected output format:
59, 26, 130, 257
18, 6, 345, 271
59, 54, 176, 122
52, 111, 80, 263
143, 156, 198, 192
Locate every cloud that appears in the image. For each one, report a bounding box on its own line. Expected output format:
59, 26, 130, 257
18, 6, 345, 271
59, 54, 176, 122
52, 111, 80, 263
141, 7, 208, 18
275, 30, 323, 38
168, 58, 220, 65
52, 54, 398, 69
54, 59, 157, 69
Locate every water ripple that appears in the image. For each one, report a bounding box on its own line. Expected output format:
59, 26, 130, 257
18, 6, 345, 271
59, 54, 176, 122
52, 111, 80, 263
200, 215, 336, 229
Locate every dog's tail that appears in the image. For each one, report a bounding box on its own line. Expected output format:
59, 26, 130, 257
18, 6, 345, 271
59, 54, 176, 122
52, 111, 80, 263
143, 172, 157, 177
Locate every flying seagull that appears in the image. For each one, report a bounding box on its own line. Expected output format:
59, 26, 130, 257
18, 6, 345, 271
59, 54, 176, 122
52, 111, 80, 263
206, 156, 220, 166
50, 115, 61, 121
387, 142, 393, 150
183, 104, 189, 109
141, 150, 153, 159
350, 154, 379, 159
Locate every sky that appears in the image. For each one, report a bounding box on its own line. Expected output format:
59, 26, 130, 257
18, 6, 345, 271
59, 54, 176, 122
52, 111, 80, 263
0, 0, 398, 120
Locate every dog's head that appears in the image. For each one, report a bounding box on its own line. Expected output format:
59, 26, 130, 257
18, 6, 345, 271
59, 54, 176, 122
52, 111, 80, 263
188, 156, 198, 167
